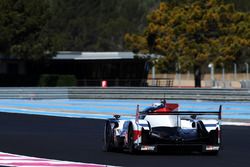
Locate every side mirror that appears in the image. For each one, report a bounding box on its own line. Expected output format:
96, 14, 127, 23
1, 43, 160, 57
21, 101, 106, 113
192, 122, 196, 128
190, 114, 197, 119
114, 122, 119, 128
113, 115, 120, 120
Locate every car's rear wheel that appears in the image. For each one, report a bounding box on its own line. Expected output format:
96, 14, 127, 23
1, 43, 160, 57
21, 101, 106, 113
197, 121, 209, 138
103, 121, 114, 152
128, 123, 136, 153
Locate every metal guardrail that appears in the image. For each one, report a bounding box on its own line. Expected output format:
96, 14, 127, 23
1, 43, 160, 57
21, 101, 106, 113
0, 88, 68, 99
68, 87, 250, 101
0, 87, 249, 101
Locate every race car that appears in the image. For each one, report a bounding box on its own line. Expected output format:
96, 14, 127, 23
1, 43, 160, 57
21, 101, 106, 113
103, 100, 222, 155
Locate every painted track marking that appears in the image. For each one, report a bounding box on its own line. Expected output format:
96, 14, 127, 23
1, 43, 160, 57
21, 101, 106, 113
0, 152, 115, 167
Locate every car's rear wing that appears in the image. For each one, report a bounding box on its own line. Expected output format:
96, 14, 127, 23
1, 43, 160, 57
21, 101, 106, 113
138, 105, 222, 120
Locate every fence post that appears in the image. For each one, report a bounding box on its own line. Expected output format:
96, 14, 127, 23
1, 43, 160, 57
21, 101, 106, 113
208, 63, 215, 87
152, 65, 156, 86
245, 63, 249, 80
222, 63, 225, 82
234, 63, 237, 81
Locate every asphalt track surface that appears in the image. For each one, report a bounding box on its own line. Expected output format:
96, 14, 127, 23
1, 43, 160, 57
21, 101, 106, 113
0, 112, 249, 167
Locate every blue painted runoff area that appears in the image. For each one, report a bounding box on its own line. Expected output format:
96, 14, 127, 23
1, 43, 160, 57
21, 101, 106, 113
0, 99, 249, 121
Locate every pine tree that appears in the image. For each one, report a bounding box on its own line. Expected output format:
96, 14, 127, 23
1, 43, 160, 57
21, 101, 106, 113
125, 0, 250, 87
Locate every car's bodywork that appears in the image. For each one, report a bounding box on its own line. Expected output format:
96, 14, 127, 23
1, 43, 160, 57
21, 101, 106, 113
103, 100, 222, 155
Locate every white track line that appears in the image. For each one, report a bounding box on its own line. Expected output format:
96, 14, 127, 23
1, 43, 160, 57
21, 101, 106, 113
222, 122, 250, 126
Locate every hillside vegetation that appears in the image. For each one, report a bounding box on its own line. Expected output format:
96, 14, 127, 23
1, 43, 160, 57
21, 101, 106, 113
0, 0, 249, 59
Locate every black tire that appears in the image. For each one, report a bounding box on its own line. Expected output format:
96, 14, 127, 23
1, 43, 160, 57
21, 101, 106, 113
197, 121, 209, 138
103, 121, 114, 152
208, 129, 219, 144
128, 123, 136, 154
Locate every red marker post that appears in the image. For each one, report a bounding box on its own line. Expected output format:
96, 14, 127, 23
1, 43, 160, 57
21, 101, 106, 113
101, 80, 107, 88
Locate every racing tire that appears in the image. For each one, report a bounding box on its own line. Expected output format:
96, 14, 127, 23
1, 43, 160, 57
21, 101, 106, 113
128, 123, 136, 154
103, 121, 114, 152
208, 129, 219, 144
197, 121, 209, 138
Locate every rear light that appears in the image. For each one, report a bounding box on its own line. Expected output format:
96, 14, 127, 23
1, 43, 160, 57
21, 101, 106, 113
133, 130, 141, 141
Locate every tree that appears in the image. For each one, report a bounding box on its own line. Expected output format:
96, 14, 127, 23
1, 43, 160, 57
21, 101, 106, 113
47, 0, 153, 52
125, 0, 250, 87
0, 0, 53, 60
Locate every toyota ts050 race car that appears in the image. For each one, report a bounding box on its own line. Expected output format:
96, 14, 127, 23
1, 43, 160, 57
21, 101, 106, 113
103, 100, 222, 155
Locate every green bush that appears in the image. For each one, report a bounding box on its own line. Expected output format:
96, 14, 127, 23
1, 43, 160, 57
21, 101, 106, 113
57, 75, 77, 86
39, 74, 57, 86
39, 74, 77, 86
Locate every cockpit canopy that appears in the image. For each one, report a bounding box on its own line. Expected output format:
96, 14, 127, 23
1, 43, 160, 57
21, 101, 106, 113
141, 102, 179, 114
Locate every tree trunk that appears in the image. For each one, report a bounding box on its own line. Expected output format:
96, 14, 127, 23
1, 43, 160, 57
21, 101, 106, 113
194, 65, 201, 87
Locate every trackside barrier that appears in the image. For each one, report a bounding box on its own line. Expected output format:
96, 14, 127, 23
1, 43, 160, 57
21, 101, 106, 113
205, 80, 232, 88
241, 80, 250, 88
0, 87, 249, 101
0, 88, 68, 99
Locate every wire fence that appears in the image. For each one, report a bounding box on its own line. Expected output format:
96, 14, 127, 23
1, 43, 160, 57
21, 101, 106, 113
77, 78, 174, 87
148, 73, 250, 88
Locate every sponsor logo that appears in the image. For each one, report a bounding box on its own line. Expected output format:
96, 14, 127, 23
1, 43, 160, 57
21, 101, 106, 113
140, 145, 155, 151
206, 145, 220, 151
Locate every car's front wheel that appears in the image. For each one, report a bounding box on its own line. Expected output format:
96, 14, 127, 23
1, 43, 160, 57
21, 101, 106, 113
103, 121, 114, 152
